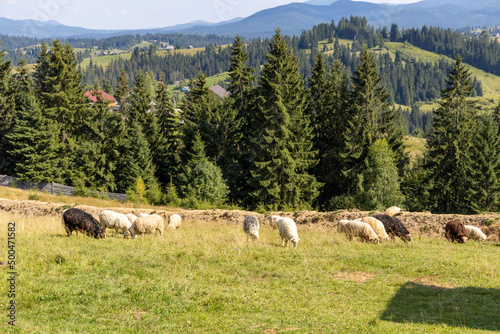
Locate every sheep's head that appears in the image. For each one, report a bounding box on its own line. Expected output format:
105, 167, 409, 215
460, 236, 468, 243
371, 237, 380, 244
123, 230, 131, 238
95, 230, 106, 239
401, 233, 412, 242
291, 236, 300, 247
250, 230, 259, 241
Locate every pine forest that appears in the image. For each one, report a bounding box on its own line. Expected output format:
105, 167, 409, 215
1, 16, 500, 214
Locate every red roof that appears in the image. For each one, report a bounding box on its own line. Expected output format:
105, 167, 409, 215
84, 90, 116, 103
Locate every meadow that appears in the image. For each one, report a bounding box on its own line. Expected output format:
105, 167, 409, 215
1, 206, 499, 333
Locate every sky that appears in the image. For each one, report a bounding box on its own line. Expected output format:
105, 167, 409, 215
1, 0, 420, 30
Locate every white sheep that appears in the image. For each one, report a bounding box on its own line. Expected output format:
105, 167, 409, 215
125, 213, 138, 224
361, 217, 389, 241
385, 206, 403, 217
278, 217, 300, 247
124, 214, 164, 239
137, 213, 149, 218
243, 215, 259, 241
337, 220, 379, 244
99, 210, 132, 236
268, 215, 281, 229
167, 214, 182, 230
464, 225, 487, 241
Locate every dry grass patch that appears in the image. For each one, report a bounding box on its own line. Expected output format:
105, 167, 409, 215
333, 271, 377, 283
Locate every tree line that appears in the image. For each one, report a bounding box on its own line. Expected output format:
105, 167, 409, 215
0, 30, 498, 214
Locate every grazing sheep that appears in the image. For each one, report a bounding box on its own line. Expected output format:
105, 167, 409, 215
167, 214, 182, 230
268, 215, 281, 229
125, 213, 138, 224
99, 210, 132, 236
464, 225, 487, 241
124, 214, 164, 239
385, 206, 403, 217
360, 217, 389, 241
62, 208, 106, 239
337, 220, 379, 244
243, 215, 260, 241
278, 217, 300, 247
444, 221, 468, 243
372, 214, 412, 242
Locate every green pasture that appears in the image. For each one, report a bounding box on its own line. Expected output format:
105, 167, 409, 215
1, 211, 498, 333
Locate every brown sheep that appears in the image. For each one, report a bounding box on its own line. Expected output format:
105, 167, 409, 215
444, 221, 468, 243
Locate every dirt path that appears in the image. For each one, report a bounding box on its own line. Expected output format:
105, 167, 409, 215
1, 198, 499, 241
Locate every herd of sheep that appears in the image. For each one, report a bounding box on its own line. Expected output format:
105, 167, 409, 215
61, 205, 490, 246
61, 208, 181, 240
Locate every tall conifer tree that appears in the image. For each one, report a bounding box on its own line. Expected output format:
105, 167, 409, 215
34, 40, 87, 185
309, 56, 350, 206
227, 35, 256, 204
114, 68, 131, 112
155, 79, 181, 186
342, 47, 397, 197
0, 42, 14, 174
251, 29, 320, 209
472, 115, 500, 211
426, 55, 478, 213
6, 59, 63, 182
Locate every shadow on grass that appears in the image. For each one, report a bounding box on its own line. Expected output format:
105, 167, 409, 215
380, 282, 500, 331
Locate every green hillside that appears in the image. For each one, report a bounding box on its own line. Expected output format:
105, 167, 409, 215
382, 42, 500, 109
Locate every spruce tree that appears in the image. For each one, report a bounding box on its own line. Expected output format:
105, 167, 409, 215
227, 35, 257, 205
0, 42, 14, 174
6, 59, 63, 182
118, 119, 155, 192
73, 88, 124, 192
342, 47, 396, 198
182, 72, 222, 163
34, 40, 87, 185
309, 56, 350, 207
472, 115, 500, 211
426, 55, 478, 213
228, 35, 255, 115
129, 70, 153, 124
114, 68, 131, 112
251, 29, 320, 210
155, 79, 181, 186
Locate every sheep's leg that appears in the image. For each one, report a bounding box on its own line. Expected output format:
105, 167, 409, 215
65, 226, 71, 236
282, 238, 285, 247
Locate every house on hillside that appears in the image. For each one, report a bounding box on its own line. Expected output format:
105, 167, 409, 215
84, 90, 117, 109
209, 85, 230, 100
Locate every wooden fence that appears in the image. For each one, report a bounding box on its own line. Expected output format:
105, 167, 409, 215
0, 174, 127, 201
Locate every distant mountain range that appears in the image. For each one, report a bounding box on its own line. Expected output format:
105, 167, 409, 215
1, 0, 500, 39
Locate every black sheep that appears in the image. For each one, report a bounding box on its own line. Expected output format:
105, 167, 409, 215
62, 208, 106, 239
372, 214, 412, 242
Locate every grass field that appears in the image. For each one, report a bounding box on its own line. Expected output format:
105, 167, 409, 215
79, 53, 132, 70
1, 200, 499, 332
205, 72, 229, 87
